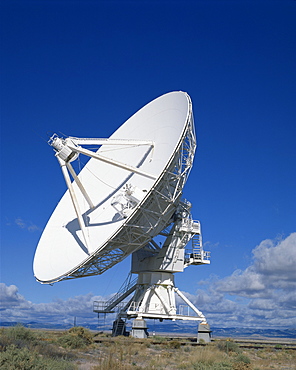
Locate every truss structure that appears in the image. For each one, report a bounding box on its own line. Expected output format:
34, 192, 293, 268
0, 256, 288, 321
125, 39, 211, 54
93, 204, 211, 327
46, 102, 197, 283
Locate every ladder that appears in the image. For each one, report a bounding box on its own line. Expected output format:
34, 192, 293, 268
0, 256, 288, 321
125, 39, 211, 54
184, 234, 210, 266
112, 317, 128, 336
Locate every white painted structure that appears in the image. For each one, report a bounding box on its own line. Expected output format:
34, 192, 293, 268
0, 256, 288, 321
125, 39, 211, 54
33, 91, 210, 336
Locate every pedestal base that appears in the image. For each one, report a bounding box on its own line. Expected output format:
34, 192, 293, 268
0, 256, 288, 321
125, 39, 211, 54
131, 318, 149, 338
197, 322, 211, 343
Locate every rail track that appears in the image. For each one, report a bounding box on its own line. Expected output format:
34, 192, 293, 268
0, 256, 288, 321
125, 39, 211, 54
93, 335, 296, 350
230, 338, 296, 350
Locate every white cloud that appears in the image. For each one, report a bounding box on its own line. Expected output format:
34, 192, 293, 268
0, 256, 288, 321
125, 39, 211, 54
215, 233, 296, 297
14, 218, 40, 232
253, 233, 296, 283
28, 224, 40, 232
190, 233, 296, 327
1, 234, 296, 329
15, 218, 26, 229
0, 283, 31, 309
0, 283, 106, 326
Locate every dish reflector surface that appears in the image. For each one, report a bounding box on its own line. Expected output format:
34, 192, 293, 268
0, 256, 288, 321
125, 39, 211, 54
33, 91, 196, 283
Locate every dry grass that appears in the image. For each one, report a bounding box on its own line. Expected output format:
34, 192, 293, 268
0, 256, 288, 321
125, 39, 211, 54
1, 326, 296, 370
84, 339, 244, 369
244, 347, 296, 370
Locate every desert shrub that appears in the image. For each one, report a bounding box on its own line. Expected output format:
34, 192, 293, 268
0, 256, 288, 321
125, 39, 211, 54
0, 344, 75, 370
57, 326, 93, 349
34, 340, 76, 361
192, 362, 232, 370
217, 340, 241, 354
68, 326, 93, 344
234, 354, 251, 364
0, 345, 42, 369
179, 346, 232, 370
41, 357, 76, 370
58, 333, 87, 349
0, 324, 39, 347
0, 325, 45, 354
232, 353, 252, 370
169, 340, 181, 349
152, 335, 167, 342
184, 345, 191, 352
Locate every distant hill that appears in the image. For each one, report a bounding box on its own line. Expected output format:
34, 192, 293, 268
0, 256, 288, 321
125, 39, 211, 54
1, 321, 295, 339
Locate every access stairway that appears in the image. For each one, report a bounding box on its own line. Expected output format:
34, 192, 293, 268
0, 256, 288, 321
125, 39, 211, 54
93, 273, 137, 314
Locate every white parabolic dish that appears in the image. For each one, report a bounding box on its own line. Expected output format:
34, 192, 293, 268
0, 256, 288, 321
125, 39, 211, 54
33, 91, 196, 284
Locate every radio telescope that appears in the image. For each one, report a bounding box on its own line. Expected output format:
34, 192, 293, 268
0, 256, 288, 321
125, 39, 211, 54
33, 91, 211, 340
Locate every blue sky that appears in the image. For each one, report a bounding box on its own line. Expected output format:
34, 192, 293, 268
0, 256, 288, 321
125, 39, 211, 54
1, 0, 295, 329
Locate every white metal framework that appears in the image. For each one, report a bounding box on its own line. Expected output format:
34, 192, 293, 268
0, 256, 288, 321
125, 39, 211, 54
41, 98, 196, 283
34, 91, 211, 336
94, 201, 210, 326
